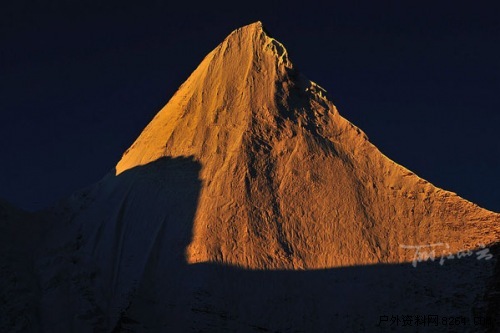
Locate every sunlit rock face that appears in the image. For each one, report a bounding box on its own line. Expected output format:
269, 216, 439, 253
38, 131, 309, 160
117, 21, 498, 269
1, 22, 498, 333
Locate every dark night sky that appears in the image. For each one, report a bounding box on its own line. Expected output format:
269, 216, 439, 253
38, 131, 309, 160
1, 1, 499, 212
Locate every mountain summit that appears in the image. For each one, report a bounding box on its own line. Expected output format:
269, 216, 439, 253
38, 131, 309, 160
117, 21, 496, 269
117, 21, 295, 174
1, 22, 498, 332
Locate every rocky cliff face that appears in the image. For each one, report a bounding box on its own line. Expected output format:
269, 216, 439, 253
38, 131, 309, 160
1, 22, 498, 332
117, 21, 498, 269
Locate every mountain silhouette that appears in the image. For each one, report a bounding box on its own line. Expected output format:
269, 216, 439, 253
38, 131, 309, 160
116, 21, 498, 268
0, 22, 498, 332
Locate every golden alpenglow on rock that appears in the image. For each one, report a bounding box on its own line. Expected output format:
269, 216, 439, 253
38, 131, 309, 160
2, 22, 498, 333
117, 21, 498, 269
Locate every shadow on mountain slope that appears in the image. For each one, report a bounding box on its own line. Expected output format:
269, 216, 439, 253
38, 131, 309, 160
9, 156, 494, 333
117, 249, 498, 332
36, 156, 202, 332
